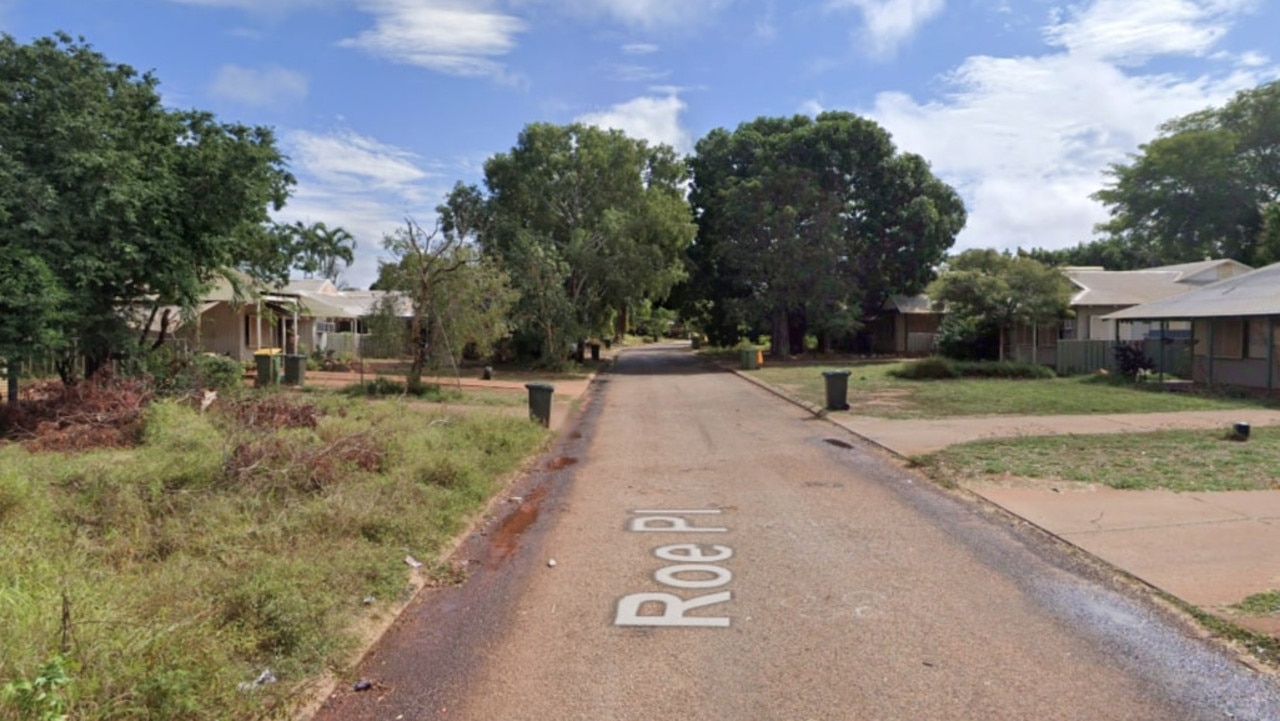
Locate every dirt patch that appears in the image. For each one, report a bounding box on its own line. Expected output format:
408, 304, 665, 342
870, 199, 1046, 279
854, 389, 913, 409
546, 455, 579, 471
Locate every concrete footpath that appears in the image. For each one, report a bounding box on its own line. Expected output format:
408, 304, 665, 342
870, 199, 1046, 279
731, 362, 1280, 633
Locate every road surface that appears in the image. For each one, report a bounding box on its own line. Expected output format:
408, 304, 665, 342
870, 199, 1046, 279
312, 344, 1280, 720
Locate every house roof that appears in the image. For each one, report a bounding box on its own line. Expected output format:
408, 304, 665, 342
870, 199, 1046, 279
294, 289, 412, 318
1066, 269, 1185, 306
1065, 258, 1250, 307
283, 278, 339, 295
1103, 262, 1280, 321
884, 294, 938, 314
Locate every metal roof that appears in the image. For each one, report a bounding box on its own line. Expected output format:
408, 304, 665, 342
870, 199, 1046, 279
1066, 269, 1185, 306
294, 289, 412, 318
884, 294, 939, 314
1103, 262, 1280, 321
1065, 259, 1251, 307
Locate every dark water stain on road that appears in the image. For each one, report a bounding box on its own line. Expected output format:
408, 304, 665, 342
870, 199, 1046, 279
483, 482, 551, 570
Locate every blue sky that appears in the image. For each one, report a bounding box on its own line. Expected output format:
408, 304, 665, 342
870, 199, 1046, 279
4, 0, 1277, 289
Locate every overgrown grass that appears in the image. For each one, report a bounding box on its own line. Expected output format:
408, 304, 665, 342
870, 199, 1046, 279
0, 394, 548, 720
751, 361, 1272, 419
917, 427, 1280, 492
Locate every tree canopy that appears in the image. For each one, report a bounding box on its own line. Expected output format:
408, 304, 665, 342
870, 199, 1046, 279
0, 247, 67, 402
451, 124, 696, 364
285, 221, 357, 286
0, 33, 295, 380
1094, 80, 1280, 266
927, 249, 1072, 361
683, 112, 966, 355
376, 216, 515, 388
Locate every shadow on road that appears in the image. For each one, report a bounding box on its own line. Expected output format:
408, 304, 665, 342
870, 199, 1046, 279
611, 344, 725, 377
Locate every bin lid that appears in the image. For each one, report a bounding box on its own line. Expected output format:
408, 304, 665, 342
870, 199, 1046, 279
253, 348, 284, 356
822, 370, 853, 377
525, 382, 556, 391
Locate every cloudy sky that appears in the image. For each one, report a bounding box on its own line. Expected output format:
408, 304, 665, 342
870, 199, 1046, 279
7, 0, 1277, 288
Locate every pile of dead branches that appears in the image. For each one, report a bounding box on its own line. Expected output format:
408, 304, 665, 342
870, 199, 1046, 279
1, 370, 153, 451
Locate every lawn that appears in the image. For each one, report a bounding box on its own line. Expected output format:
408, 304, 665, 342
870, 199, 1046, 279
916, 426, 1280, 492
0, 389, 549, 720
749, 361, 1271, 419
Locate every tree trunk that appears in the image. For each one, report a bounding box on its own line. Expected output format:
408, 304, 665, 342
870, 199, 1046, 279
616, 306, 629, 341
6, 360, 18, 405
788, 309, 807, 356
998, 326, 1006, 362
408, 313, 427, 390
771, 310, 790, 359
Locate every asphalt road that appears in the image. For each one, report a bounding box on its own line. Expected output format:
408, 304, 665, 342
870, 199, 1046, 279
312, 344, 1280, 721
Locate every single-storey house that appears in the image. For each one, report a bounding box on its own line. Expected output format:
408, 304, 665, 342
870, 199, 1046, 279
149, 276, 410, 362
1011, 259, 1251, 367
868, 294, 942, 356
1103, 262, 1280, 391
1061, 259, 1250, 342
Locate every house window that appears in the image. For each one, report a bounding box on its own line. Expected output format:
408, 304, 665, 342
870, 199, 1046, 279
1211, 319, 1245, 359
1060, 318, 1075, 340
1248, 317, 1269, 359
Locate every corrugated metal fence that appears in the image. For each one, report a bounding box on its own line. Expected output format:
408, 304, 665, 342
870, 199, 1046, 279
1056, 339, 1192, 376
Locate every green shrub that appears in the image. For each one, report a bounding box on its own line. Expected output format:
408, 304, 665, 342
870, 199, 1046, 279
954, 361, 1056, 379
193, 355, 243, 391
892, 358, 1055, 380
936, 314, 999, 361
890, 357, 958, 379
140, 347, 243, 395
1113, 343, 1155, 380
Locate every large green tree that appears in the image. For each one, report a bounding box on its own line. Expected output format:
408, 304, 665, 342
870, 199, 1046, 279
377, 216, 516, 389
1019, 237, 1162, 271
0, 33, 295, 381
685, 112, 966, 356
459, 124, 696, 364
1094, 80, 1280, 266
927, 249, 1072, 362
0, 248, 67, 403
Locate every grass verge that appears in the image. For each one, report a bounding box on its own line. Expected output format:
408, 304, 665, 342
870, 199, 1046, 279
915, 427, 1280, 491
750, 361, 1271, 419
0, 392, 548, 720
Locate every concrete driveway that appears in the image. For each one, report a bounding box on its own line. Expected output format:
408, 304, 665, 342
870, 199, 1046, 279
733, 364, 1280, 634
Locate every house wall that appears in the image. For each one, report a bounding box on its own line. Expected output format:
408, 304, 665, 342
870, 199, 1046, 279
1010, 322, 1059, 365
868, 316, 897, 354
1191, 316, 1280, 389
180, 303, 302, 361
901, 314, 941, 356
176, 303, 245, 359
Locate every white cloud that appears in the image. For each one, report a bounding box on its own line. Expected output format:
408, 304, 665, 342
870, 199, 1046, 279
163, 0, 330, 10
603, 63, 671, 82
280, 129, 451, 288
1044, 0, 1255, 64
558, 0, 733, 29
622, 43, 660, 55
340, 0, 525, 79
799, 98, 826, 116
575, 93, 692, 153
855, 0, 1276, 255
209, 64, 308, 106
287, 129, 435, 199
829, 0, 947, 58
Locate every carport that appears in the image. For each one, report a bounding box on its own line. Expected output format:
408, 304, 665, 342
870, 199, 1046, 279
1102, 263, 1280, 391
